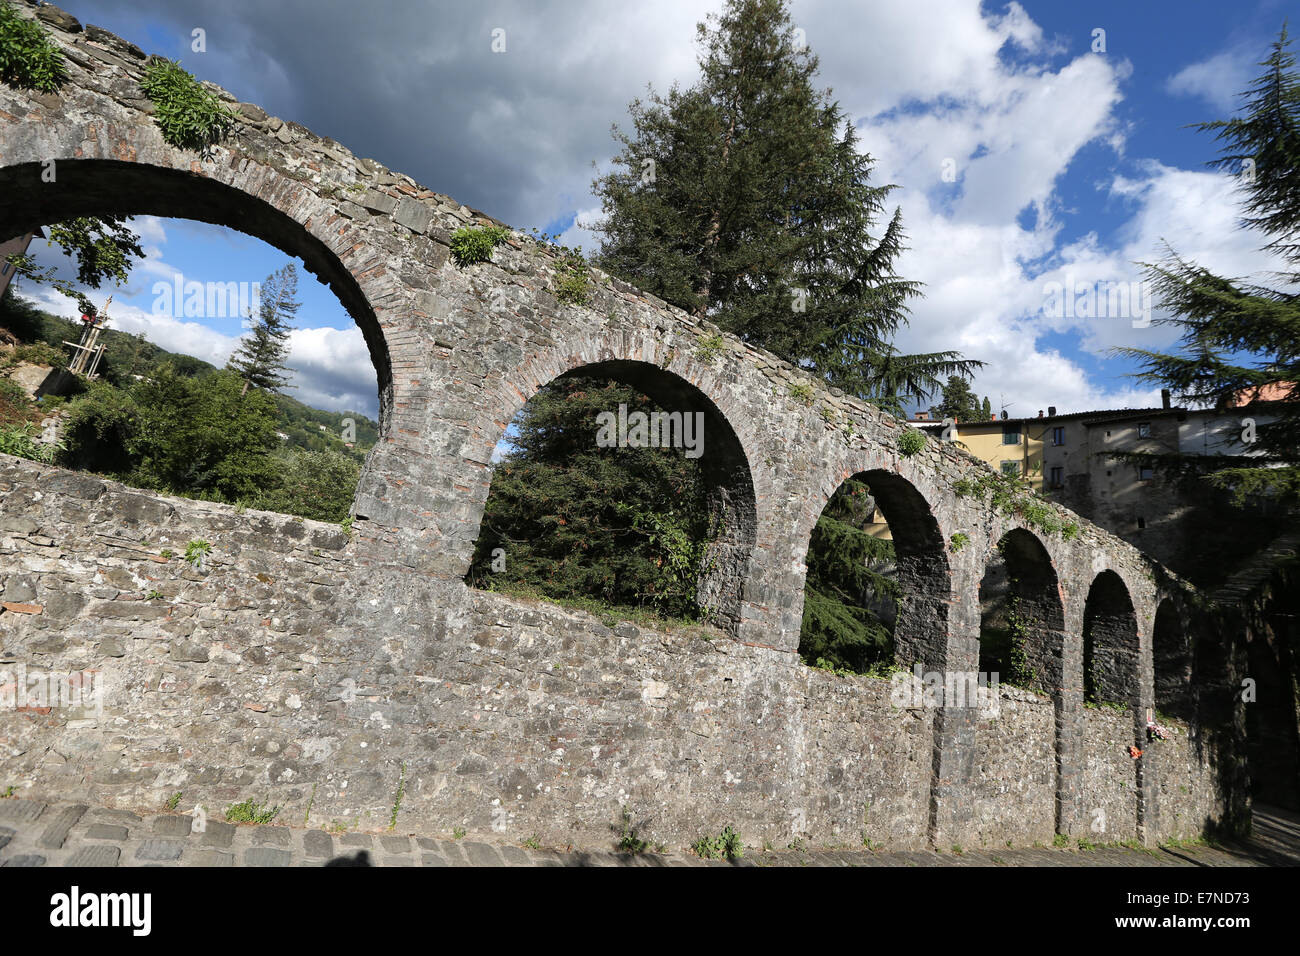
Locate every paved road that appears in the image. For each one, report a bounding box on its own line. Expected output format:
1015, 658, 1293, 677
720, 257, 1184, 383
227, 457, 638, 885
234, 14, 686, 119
1, 797, 1297, 867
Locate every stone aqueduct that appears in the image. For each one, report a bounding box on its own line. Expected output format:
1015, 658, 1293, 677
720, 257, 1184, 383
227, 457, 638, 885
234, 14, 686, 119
0, 5, 1241, 850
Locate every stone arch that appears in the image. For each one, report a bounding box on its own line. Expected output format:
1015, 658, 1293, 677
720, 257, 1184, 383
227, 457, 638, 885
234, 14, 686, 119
1152, 598, 1192, 721
796, 465, 950, 670
0, 159, 393, 422
463, 356, 758, 635
979, 527, 1066, 693
1082, 570, 1140, 706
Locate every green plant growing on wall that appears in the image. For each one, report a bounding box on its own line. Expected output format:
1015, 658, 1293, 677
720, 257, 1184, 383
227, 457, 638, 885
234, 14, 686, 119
450, 225, 510, 266
0, 423, 58, 464
949, 532, 970, 552
694, 332, 725, 363
184, 538, 211, 568
1003, 593, 1036, 688
897, 429, 925, 457
692, 825, 744, 862
165, 791, 182, 811
0, 1, 67, 93
224, 799, 280, 824
614, 805, 649, 855
388, 762, 406, 830
786, 381, 814, 405
554, 249, 590, 305
138, 57, 238, 154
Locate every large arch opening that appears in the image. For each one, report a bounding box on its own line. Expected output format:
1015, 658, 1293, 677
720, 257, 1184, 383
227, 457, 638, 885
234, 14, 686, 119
0, 159, 389, 522
0, 159, 392, 418
1083, 570, 1140, 706
797, 468, 948, 673
977, 528, 1065, 692
465, 359, 757, 634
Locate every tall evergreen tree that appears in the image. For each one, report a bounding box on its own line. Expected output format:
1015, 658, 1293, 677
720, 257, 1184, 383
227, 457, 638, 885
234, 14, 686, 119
228, 263, 298, 396
1114, 26, 1300, 503
935, 375, 987, 423
592, 0, 980, 407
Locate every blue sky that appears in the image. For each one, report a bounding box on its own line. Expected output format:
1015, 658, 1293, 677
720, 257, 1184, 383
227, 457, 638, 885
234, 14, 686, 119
15, 0, 1296, 423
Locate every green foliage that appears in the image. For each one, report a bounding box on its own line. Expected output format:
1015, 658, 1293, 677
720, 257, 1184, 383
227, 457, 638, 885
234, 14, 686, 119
138, 57, 238, 154
798, 478, 899, 673
2, 340, 67, 369
224, 799, 280, 825
0, 1, 67, 93
228, 263, 298, 395
694, 332, 725, 363
521, 834, 542, 850
934, 375, 990, 423
786, 381, 814, 405
6, 217, 143, 318
692, 826, 744, 861
591, 0, 981, 406
0, 421, 56, 463
1052, 833, 1070, 848
614, 806, 649, 855
61, 367, 282, 502
1112, 27, 1300, 504
949, 532, 970, 552
951, 468, 1075, 537
449, 225, 509, 266
184, 539, 211, 567
466, 375, 716, 621
165, 791, 182, 811
255, 448, 359, 523
389, 762, 406, 830
452, 827, 467, 840
554, 248, 590, 305
897, 429, 925, 457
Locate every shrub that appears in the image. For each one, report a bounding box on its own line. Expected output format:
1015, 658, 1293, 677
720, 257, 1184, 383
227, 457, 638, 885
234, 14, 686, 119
224, 799, 280, 825
897, 429, 925, 457
0, 1, 67, 93
554, 250, 589, 305
449, 225, 509, 266
692, 825, 744, 862
138, 57, 238, 154
0, 421, 55, 462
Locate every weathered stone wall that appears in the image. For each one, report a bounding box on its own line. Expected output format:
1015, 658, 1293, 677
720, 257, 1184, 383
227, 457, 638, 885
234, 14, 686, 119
1082, 708, 1140, 842
1, 457, 1230, 849
971, 688, 1056, 848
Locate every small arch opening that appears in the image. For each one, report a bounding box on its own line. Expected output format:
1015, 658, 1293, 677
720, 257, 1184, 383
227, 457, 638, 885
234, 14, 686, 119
1082, 570, 1140, 706
798, 469, 948, 673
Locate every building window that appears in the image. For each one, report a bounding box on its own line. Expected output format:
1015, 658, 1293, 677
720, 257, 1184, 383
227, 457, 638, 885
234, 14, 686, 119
1000, 460, 1021, 476
1139, 465, 1154, 481
1051, 426, 1065, 446
1137, 422, 1151, 438
1049, 466, 1064, 488
1002, 424, 1020, 445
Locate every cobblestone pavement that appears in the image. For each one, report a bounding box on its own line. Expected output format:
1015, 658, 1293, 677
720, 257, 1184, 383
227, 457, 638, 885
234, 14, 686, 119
1, 797, 1297, 867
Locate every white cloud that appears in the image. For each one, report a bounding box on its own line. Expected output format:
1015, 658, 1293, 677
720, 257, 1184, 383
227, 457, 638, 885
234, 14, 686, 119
1166, 48, 1258, 114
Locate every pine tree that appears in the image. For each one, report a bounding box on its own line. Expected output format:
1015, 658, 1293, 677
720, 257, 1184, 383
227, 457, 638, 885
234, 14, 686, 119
935, 376, 985, 423
228, 263, 298, 396
467, 375, 714, 620
592, 0, 980, 406
1114, 26, 1300, 503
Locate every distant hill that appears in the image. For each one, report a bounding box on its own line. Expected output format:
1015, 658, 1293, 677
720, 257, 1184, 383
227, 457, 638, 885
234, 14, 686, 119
0, 290, 379, 460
